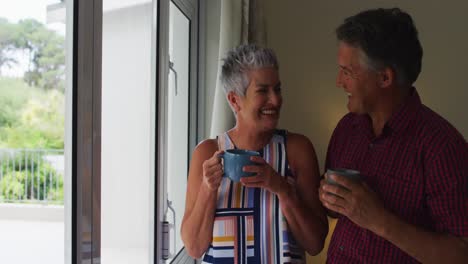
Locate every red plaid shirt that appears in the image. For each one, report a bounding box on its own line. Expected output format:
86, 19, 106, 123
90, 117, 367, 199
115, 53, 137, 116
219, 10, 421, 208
325, 88, 468, 263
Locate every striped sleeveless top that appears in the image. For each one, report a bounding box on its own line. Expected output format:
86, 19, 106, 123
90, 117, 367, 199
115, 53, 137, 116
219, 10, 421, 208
202, 130, 305, 264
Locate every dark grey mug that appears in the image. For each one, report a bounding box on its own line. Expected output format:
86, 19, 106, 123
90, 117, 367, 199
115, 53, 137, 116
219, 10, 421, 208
326, 168, 361, 187
219, 149, 261, 182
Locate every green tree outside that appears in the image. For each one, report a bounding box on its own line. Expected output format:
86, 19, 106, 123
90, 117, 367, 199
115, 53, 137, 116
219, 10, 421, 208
0, 17, 65, 203
0, 18, 18, 75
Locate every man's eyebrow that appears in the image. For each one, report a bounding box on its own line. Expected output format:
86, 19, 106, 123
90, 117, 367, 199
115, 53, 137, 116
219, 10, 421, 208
339, 65, 352, 72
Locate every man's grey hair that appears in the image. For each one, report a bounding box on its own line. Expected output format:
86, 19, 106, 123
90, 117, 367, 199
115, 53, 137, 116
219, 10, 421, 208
221, 44, 279, 96
336, 8, 423, 86
356, 47, 407, 86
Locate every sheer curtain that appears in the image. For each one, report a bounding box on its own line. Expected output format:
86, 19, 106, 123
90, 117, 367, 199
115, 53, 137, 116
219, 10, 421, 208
209, 0, 266, 138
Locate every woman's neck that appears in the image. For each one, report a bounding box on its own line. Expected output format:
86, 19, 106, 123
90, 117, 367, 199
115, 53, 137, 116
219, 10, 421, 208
227, 126, 275, 151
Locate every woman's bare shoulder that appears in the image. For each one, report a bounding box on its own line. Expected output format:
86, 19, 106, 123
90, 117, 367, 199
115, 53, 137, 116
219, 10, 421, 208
286, 131, 315, 150
193, 138, 219, 158
285, 131, 318, 166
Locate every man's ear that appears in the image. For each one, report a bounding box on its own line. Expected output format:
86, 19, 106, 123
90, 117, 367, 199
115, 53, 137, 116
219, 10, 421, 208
227, 91, 241, 113
379, 67, 395, 88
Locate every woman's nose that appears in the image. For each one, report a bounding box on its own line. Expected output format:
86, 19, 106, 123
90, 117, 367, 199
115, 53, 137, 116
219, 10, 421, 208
269, 92, 282, 106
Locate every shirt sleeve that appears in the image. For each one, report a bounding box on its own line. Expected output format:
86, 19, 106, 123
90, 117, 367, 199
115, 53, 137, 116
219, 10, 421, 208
325, 114, 353, 173
324, 130, 337, 173
425, 136, 468, 237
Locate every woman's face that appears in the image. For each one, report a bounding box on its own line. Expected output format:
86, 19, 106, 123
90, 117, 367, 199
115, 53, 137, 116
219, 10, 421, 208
233, 67, 282, 131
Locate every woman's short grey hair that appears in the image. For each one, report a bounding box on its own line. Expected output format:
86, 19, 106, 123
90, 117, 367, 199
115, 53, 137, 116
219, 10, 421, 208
221, 44, 279, 96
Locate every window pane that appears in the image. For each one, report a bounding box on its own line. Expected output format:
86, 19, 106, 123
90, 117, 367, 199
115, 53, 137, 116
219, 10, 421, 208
167, 1, 190, 260
0, 0, 70, 264
101, 0, 155, 263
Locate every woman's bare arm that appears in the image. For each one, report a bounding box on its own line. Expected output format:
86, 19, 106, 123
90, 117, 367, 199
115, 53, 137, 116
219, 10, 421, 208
180, 139, 222, 258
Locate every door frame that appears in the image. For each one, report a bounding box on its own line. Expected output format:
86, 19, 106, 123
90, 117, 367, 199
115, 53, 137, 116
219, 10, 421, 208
72, 0, 102, 263
158, 0, 202, 262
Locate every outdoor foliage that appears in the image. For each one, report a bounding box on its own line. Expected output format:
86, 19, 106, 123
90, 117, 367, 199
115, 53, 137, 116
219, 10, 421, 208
0, 18, 18, 74
0, 151, 63, 204
0, 17, 65, 204
0, 18, 65, 90
0, 77, 31, 128
0, 77, 64, 149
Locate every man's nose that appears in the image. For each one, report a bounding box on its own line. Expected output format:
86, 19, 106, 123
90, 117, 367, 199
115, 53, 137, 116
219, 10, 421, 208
336, 71, 343, 87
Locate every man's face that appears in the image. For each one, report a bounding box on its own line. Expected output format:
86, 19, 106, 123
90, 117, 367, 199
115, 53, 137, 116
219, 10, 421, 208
336, 42, 380, 114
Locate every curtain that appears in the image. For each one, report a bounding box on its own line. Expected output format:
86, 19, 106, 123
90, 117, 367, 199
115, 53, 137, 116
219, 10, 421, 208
209, 0, 266, 138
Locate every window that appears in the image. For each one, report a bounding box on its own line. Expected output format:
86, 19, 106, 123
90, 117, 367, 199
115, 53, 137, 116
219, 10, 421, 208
0, 0, 71, 263
162, 0, 201, 262
100, 0, 156, 263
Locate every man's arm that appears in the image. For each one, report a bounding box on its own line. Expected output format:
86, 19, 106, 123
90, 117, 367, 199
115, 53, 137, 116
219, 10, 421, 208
321, 175, 468, 264
382, 210, 468, 263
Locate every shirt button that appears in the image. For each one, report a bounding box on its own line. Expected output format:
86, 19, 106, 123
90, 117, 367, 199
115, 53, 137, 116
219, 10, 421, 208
369, 143, 374, 148
339, 246, 344, 251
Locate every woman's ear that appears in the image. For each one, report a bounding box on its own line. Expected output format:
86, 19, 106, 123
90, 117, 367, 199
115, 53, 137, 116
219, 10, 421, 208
227, 91, 241, 113
379, 67, 395, 88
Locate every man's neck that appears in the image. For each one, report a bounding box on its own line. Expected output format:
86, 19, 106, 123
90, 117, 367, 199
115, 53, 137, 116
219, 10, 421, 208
369, 86, 411, 137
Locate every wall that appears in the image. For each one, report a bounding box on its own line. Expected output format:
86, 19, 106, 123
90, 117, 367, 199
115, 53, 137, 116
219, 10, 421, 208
263, 0, 468, 263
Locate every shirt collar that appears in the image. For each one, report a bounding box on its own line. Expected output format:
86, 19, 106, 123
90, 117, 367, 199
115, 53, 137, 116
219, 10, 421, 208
385, 87, 421, 134
352, 87, 422, 136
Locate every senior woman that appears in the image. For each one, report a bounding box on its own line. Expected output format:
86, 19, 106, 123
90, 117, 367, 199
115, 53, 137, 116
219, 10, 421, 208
181, 44, 328, 263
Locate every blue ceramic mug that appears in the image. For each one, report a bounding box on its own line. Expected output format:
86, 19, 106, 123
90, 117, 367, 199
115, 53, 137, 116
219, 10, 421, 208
326, 168, 361, 187
219, 149, 261, 182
